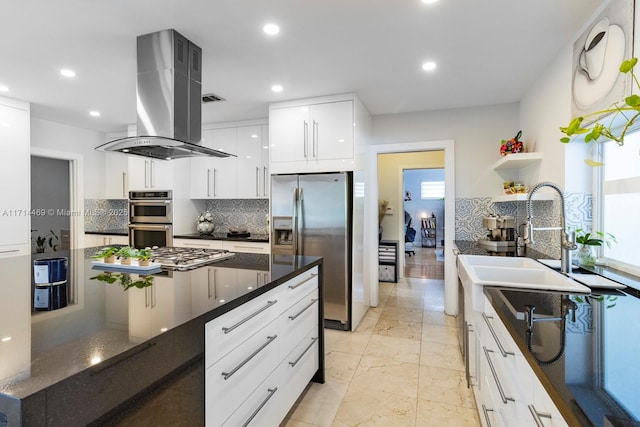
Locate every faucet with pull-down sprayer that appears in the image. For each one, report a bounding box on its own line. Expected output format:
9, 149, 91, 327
523, 182, 577, 275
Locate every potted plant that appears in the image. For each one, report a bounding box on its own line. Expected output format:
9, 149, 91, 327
116, 246, 137, 265
91, 246, 119, 263
560, 58, 640, 165
136, 248, 153, 267
574, 229, 616, 266
31, 229, 59, 253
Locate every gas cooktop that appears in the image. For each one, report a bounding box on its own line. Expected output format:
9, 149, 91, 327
150, 247, 235, 271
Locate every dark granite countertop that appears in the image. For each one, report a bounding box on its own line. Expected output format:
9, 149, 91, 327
454, 241, 639, 425
174, 232, 269, 243
0, 248, 321, 425
85, 229, 128, 236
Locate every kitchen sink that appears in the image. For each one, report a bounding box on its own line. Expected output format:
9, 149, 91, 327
457, 254, 590, 312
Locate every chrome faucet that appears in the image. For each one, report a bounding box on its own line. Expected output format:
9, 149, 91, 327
524, 182, 577, 274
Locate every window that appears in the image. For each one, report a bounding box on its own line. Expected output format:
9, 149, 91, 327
421, 181, 445, 199
598, 132, 640, 273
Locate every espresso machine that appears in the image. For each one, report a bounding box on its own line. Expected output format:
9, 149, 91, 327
479, 215, 516, 250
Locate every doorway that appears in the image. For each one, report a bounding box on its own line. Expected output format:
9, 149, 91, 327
402, 168, 445, 279
366, 140, 456, 316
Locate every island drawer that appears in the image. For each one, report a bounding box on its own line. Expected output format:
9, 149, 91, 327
205, 286, 280, 367
278, 266, 319, 308
205, 319, 279, 427
278, 288, 319, 362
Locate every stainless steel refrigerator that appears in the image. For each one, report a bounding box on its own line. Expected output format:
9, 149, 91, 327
271, 172, 352, 330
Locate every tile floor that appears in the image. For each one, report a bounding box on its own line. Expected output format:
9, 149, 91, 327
282, 276, 480, 427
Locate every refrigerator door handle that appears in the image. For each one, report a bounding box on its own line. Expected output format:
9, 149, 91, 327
297, 187, 304, 255
292, 187, 299, 255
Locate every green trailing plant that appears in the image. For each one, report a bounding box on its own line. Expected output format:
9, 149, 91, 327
560, 58, 640, 166
573, 294, 618, 309
135, 248, 152, 261
90, 272, 154, 290
31, 229, 59, 253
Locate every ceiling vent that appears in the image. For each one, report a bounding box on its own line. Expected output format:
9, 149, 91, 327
202, 93, 225, 103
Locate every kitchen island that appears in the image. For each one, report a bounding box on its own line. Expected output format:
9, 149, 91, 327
0, 248, 323, 426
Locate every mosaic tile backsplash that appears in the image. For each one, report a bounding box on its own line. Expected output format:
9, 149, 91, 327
455, 193, 592, 259
84, 199, 128, 232
205, 199, 269, 234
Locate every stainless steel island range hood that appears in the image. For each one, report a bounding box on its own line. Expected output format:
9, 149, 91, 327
96, 29, 232, 160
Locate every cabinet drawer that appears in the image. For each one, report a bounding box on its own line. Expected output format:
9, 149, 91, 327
173, 238, 225, 250
481, 308, 521, 357
279, 288, 319, 361
278, 329, 320, 417
278, 266, 319, 308
205, 287, 281, 367
378, 265, 396, 282
223, 241, 269, 254
205, 319, 279, 427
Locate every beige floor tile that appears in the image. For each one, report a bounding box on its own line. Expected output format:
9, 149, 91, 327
324, 351, 362, 383
324, 329, 370, 355
350, 355, 419, 398
418, 365, 476, 409
420, 341, 465, 371
364, 334, 421, 364
287, 381, 348, 427
353, 313, 379, 334
415, 399, 481, 427
423, 309, 458, 329
281, 419, 320, 427
385, 295, 425, 309
421, 323, 459, 346
373, 318, 422, 341
332, 385, 417, 427
380, 306, 424, 323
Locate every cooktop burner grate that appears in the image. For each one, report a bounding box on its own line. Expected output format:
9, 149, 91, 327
149, 247, 235, 270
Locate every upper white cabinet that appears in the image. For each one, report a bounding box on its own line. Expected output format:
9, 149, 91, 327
190, 121, 269, 199
104, 128, 174, 198
269, 93, 368, 174
0, 97, 30, 256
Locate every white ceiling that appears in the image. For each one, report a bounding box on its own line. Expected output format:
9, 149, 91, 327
2, 0, 603, 133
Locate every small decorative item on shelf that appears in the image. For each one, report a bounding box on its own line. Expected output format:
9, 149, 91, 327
500, 130, 524, 156
197, 211, 215, 235
574, 228, 616, 266
91, 246, 119, 264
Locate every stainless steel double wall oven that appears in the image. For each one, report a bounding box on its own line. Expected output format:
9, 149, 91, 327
128, 190, 173, 248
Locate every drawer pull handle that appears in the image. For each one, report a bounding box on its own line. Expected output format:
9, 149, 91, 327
222, 300, 278, 334
242, 387, 278, 427
222, 335, 278, 380
289, 298, 318, 321
528, 404, 552, 426
481, 404, 494, 427
288, 273, 318, 290
0, 249, 19, 254
483, 346, 515, 404
289, 337, 319, 367
483, 313, 514, 357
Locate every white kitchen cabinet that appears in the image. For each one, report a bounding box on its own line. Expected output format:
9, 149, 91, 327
191, 122, 269, 199
0, 97, 30, 256
83, 233, 129, 248
222, 240, 269, 254
269, 99, 354, 173
173, 238, 225, 250
127, 157, 173, 191
128, 274, 191, 343
236, 125, 269, 199
204, 266, 320, 426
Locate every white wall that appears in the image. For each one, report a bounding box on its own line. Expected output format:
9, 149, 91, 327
30, 118, 105, 199
372, 103, 520, 198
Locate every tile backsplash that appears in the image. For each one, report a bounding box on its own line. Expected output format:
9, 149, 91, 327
455, 192, 592, 258
204, 199, 269, 235
84, 199, 128, 232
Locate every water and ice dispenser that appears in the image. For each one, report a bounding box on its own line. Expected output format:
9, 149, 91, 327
272, 216, 294, 254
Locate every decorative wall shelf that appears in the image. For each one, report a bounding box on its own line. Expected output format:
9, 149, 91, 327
491, 152, 543, 171
491, 193, 555, 203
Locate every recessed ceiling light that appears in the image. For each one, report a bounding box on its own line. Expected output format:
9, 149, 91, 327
1, 336, 11, 342
89, 111, 100, 117
0, 85, 8, 92
271, 84, 283, 93
421, 0, 439, 4
251, 134, 258, 138
263, 23, 280, 35
422, 61, 437, 71
60, 69, 76, 78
